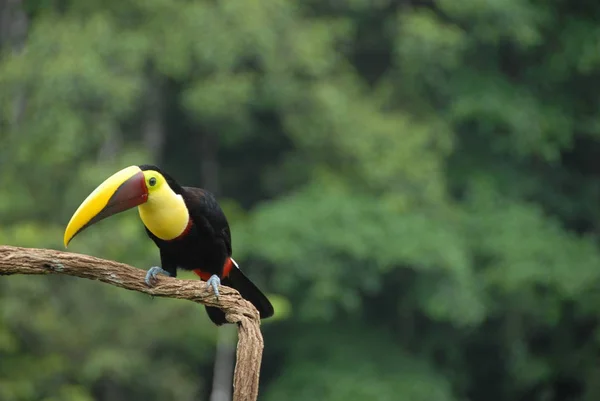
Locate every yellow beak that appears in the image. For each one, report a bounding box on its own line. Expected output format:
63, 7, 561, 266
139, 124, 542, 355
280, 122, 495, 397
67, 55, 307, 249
64, 165, 149, 247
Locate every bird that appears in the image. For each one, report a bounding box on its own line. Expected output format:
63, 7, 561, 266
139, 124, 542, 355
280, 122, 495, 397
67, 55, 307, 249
63, 164, 274, 325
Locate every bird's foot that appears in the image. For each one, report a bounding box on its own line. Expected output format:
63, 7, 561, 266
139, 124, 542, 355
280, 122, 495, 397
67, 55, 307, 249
145, 266, 171, 287
206, 274, 221, 299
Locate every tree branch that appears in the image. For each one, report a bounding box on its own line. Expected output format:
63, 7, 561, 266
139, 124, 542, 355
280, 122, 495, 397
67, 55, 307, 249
0, 245, 264, 401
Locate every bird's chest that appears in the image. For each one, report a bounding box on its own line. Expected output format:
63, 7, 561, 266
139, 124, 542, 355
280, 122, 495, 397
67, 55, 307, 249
138, 197, 190, 241
155, 226, 223, 271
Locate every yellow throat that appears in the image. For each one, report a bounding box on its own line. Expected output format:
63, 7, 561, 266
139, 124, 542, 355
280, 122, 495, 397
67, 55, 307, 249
138, 181, 190, 241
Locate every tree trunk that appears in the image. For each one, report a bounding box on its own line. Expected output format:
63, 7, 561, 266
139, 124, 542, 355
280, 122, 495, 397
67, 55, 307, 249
142, 78, 165, 164
0, 0, 28, 126
210, 325, 237, 401
197, 129, 237, 401
200, 130, 220, 195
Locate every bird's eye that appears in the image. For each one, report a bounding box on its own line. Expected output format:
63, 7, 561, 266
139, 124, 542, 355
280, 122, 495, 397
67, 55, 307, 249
149, 177, 157, 186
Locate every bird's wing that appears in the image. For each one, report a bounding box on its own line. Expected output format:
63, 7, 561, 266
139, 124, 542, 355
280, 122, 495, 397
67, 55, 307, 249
181, 186, 232, 255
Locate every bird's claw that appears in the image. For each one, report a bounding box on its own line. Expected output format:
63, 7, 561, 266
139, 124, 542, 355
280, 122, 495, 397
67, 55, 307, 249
145, 266, 171, 287
206, 274, 221, 299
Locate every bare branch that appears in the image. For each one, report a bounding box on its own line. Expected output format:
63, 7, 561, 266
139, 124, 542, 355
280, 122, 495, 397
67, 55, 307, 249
0, 245, 264, 401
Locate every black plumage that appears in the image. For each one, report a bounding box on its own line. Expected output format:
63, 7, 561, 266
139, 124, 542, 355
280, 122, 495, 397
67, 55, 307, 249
139, 165, 274, 325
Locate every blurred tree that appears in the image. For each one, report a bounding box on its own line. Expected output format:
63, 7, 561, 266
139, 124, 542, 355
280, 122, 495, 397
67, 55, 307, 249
1, 0, 600, 400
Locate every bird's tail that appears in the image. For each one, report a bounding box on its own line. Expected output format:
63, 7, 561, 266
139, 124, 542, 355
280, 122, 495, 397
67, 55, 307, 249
204, 258, 274, 325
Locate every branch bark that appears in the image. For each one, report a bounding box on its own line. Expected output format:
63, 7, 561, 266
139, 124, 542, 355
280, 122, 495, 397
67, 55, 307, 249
0, 245, 264, 401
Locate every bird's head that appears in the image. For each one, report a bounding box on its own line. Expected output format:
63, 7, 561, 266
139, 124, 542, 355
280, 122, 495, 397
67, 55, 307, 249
63, 164, 172, 247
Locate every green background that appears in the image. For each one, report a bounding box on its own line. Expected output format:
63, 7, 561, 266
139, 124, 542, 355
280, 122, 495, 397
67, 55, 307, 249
2, 0, 600, 400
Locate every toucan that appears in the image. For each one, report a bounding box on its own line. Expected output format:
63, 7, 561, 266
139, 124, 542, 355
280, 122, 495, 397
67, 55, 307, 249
63, 164, 274, 325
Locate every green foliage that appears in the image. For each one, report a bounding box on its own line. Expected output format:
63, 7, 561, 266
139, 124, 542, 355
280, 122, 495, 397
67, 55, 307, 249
264, 324, 457, 401
2, 0, 600, 400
